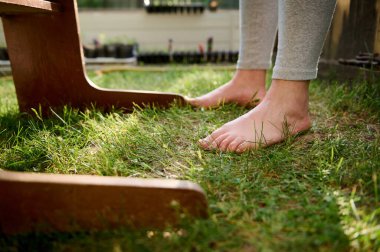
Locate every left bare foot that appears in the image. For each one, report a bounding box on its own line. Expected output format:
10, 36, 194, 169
186, 69, 266, 108
199, 80, 312, 153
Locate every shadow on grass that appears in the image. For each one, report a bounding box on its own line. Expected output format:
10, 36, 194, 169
0, 72, 379, 251
0, 107, 353, 251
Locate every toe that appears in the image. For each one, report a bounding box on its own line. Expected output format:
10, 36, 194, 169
213, 134, 230, 149
210, 126, 228, 139
226, 138, 245, 152
235, 141, 257, 153
235, 142, 248, 153
199, 133, 228, 150
198, 138, 213, 150
218, 136, 236, 152
198, 134, 217, 150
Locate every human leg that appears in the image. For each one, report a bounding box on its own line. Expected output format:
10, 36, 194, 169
186, 0, 278, 108
200, 0, 337, 152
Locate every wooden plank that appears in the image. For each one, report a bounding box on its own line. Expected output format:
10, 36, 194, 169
0, 0, 61, 15
0, 169, 208, 234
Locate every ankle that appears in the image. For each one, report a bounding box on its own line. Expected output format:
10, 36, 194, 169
233, 69, 266, 89
267, 79, 309, 104
265, 79, 310, 119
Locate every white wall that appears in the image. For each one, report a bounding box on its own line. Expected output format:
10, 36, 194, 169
79, 10, 240, 51
0, 10, 240, 51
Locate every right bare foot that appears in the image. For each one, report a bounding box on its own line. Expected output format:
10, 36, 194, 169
186, 69, 267, 108
198, 79, 312, 153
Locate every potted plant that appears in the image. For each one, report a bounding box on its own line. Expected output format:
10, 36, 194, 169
104, 44, 118, 58
83, 45, 97, 58
0, 47, 8, 61
116, 44, 137, 58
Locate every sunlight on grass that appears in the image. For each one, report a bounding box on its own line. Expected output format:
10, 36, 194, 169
0, 68, 379, 251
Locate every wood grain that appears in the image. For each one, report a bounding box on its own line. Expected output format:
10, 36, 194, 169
0, 169, 208, 234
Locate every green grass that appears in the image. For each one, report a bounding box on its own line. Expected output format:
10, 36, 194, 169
0, 67, 379, 251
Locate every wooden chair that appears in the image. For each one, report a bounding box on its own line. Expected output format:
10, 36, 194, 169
0, 0, 207, 234
1, 0, 186, 113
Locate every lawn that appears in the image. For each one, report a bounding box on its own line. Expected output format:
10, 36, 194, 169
0, 66, 379, 251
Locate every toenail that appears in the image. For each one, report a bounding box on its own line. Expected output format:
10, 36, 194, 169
199, 139, 211, 146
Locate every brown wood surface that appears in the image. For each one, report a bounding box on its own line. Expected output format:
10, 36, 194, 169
0, 0, 60, 15
1, 0, 185, 113
0, 169, 208, 234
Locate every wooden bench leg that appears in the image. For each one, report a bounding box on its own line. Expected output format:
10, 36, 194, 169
0, 169, 208, 234
1, 0, 185, 113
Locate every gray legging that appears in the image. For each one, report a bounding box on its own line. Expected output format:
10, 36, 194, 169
237, 0, 337, 80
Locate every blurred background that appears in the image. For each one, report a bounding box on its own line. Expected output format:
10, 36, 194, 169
0, 0, 379, 69
75, 0, 240, 53
76, 0, 238, 9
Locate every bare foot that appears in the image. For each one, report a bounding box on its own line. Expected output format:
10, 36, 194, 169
186, 69, 267, 108
199, 80, 312, 153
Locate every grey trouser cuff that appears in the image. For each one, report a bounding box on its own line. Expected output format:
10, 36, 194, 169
236, 61, 272, 70
272, 67, 317, 81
